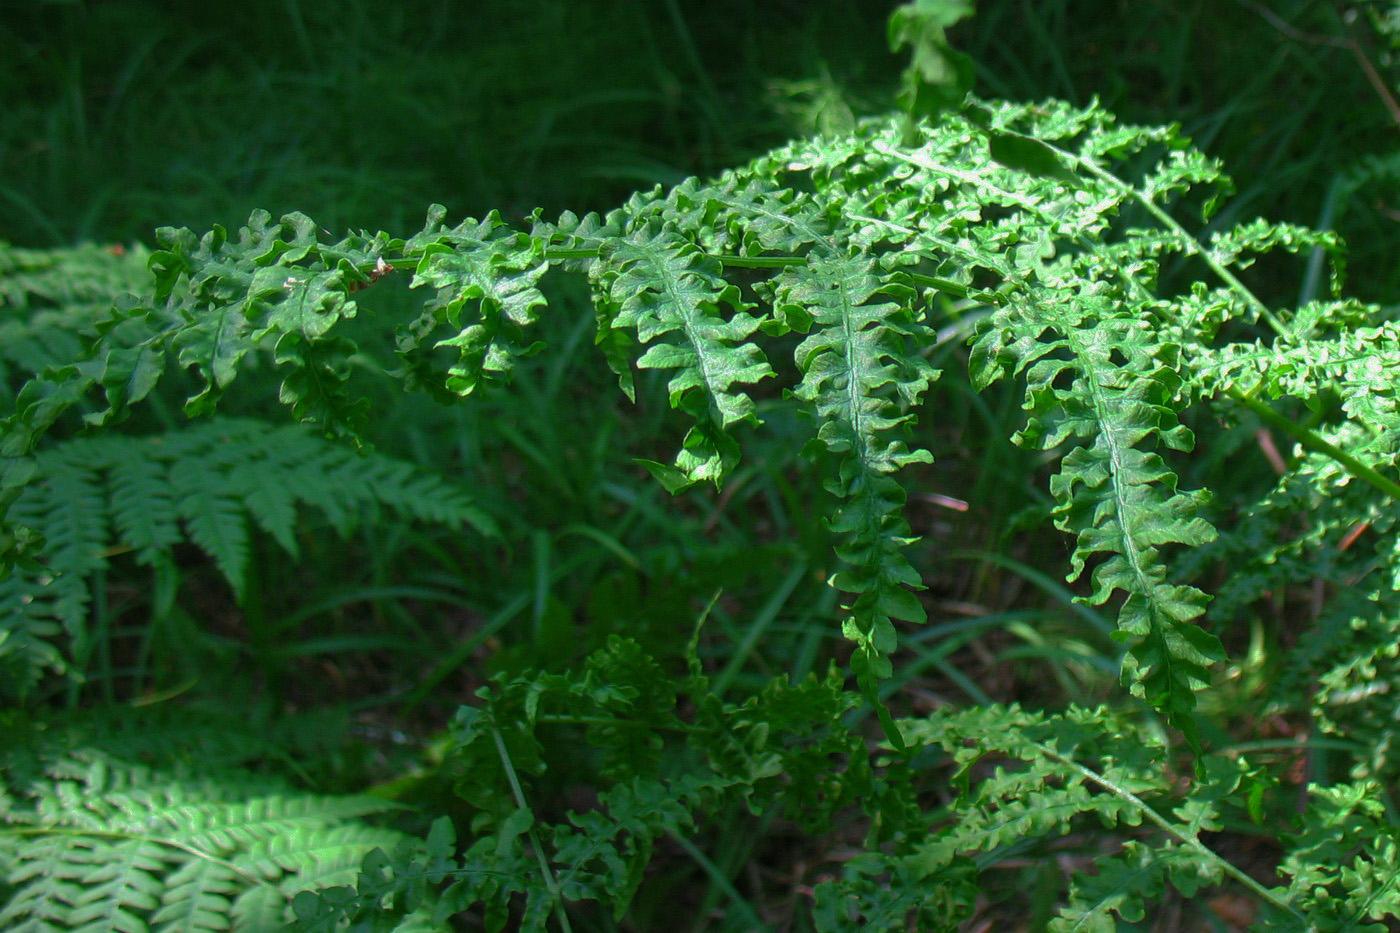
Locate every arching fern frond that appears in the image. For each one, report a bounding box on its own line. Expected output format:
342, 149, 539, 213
5, 94, 1386, 758
141, 211, 401, 433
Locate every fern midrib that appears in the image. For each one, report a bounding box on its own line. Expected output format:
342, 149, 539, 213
719, 188, 840, 257
1227, 388, 1400, 501
872, 142, 1044, 215
1064, 325, 1153, 596
835, 271, 875, 479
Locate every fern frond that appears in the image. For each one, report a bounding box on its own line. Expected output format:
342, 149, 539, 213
771, 254, 937, 696
591, 221, 774, 488
398, 207, 549, 400
811, 848, 976, 933
0, 569, 67, 696
298, 639, 877, 930
1, 751, 410, 932
2, 418, 491, 693
972, 299, 1221, 748
1052, 840, 1220, 931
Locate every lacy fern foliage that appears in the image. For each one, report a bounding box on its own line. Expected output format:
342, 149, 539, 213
2, 97, 1285, 744
1, 417, 491, 696
1, 709, 412, 932
292, 636, 878, 931
6, 49, 1400, 926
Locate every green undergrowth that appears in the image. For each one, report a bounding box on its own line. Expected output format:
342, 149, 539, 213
6, 1, 1400, 930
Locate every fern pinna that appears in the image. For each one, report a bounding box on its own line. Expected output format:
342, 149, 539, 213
5, 79, 1400, 926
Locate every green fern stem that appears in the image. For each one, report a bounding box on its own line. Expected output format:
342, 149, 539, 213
1039, 141, 1291, 339
1028, 741, 1308, 924
549, 247, 965, 295
547, 245, 808, 270
491, 726, 574, 933
1226, 386, 1400, 501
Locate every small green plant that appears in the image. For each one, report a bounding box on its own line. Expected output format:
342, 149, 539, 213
6, 3, 1400, 929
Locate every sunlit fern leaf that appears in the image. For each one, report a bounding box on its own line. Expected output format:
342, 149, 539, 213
971, 298, 1221, 749
144, 210, 398, 432
398, 206, 549, 400
771, 254, 937, 688
591, 221, 774, 488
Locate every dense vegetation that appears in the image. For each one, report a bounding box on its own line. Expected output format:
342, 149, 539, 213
4, 1, 1400, 929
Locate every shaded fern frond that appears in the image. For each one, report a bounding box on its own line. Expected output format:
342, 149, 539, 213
1, 417, 491, 696
297, 637, 879, 930
894, 705, 1300, 930
0, 241, 152, 317
0, 755, 409, 932
18, 415, 491, 584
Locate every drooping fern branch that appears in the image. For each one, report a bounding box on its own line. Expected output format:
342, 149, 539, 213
2, 94, 1387, 755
